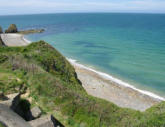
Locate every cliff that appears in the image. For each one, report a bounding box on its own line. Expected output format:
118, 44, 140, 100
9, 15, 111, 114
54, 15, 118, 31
0, 26, 5, 46
0, 26, 3, 34
0, 41, 165, 127
0, 36, 5, 46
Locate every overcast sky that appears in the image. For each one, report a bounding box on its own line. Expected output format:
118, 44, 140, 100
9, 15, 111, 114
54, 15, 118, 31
0, 0, 165, 15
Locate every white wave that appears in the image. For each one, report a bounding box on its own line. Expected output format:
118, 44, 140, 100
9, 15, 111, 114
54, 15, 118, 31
23, 36, 31, 44
67, 58, 165, 101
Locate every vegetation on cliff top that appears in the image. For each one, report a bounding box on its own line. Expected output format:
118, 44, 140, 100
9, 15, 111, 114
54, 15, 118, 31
0, 41, 165, 127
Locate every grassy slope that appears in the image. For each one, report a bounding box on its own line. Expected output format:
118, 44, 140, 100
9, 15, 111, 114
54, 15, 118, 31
0, 123, 6, 127
0, 41, 165, 127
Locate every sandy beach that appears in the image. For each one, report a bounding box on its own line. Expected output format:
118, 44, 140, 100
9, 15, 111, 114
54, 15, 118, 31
69, 59, 163, 111
0, 33, 30, 47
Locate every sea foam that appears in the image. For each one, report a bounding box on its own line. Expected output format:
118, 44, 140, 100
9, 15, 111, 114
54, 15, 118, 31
23, 36, 31, 44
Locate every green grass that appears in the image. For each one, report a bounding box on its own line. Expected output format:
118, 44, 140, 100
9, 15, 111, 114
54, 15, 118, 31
0, 41, 165, 127
0, 122, 6, 127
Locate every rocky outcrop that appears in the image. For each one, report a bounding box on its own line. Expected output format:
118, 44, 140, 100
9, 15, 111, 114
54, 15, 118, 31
5, 24, 18, 33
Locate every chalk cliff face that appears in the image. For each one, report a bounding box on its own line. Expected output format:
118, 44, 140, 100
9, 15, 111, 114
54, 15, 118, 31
5, 24, 18, 33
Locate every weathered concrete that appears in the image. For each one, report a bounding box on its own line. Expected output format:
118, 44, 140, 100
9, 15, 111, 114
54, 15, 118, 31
0, 93, 20, 110
0, 104, 32, 127
26, 106, 42, 121
30, 106, 42, 119
29, 115, 64, 127
0, 34, 29, 47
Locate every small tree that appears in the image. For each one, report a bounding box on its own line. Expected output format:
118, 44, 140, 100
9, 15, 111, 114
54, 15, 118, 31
5, 24, 18, 33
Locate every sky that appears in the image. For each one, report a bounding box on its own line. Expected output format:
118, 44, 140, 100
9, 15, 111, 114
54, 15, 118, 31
0, 0, 165, 15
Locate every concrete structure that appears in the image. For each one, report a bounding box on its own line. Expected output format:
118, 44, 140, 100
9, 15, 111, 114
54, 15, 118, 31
0, 104, 32, 127
29, 115, 64, 127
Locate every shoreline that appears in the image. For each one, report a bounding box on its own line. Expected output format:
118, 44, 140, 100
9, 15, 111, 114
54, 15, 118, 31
22, 35, 31, 44
68, 58, 164, 111
68, 58, 165, 101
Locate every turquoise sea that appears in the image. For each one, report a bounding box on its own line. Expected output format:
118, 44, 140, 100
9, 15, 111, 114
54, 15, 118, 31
0, 13, 165, 98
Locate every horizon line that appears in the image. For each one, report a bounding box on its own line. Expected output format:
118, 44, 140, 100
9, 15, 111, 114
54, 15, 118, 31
1, 11, 165, 16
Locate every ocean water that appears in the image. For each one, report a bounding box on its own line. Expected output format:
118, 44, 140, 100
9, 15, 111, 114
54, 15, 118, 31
0, 13, 165, 97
